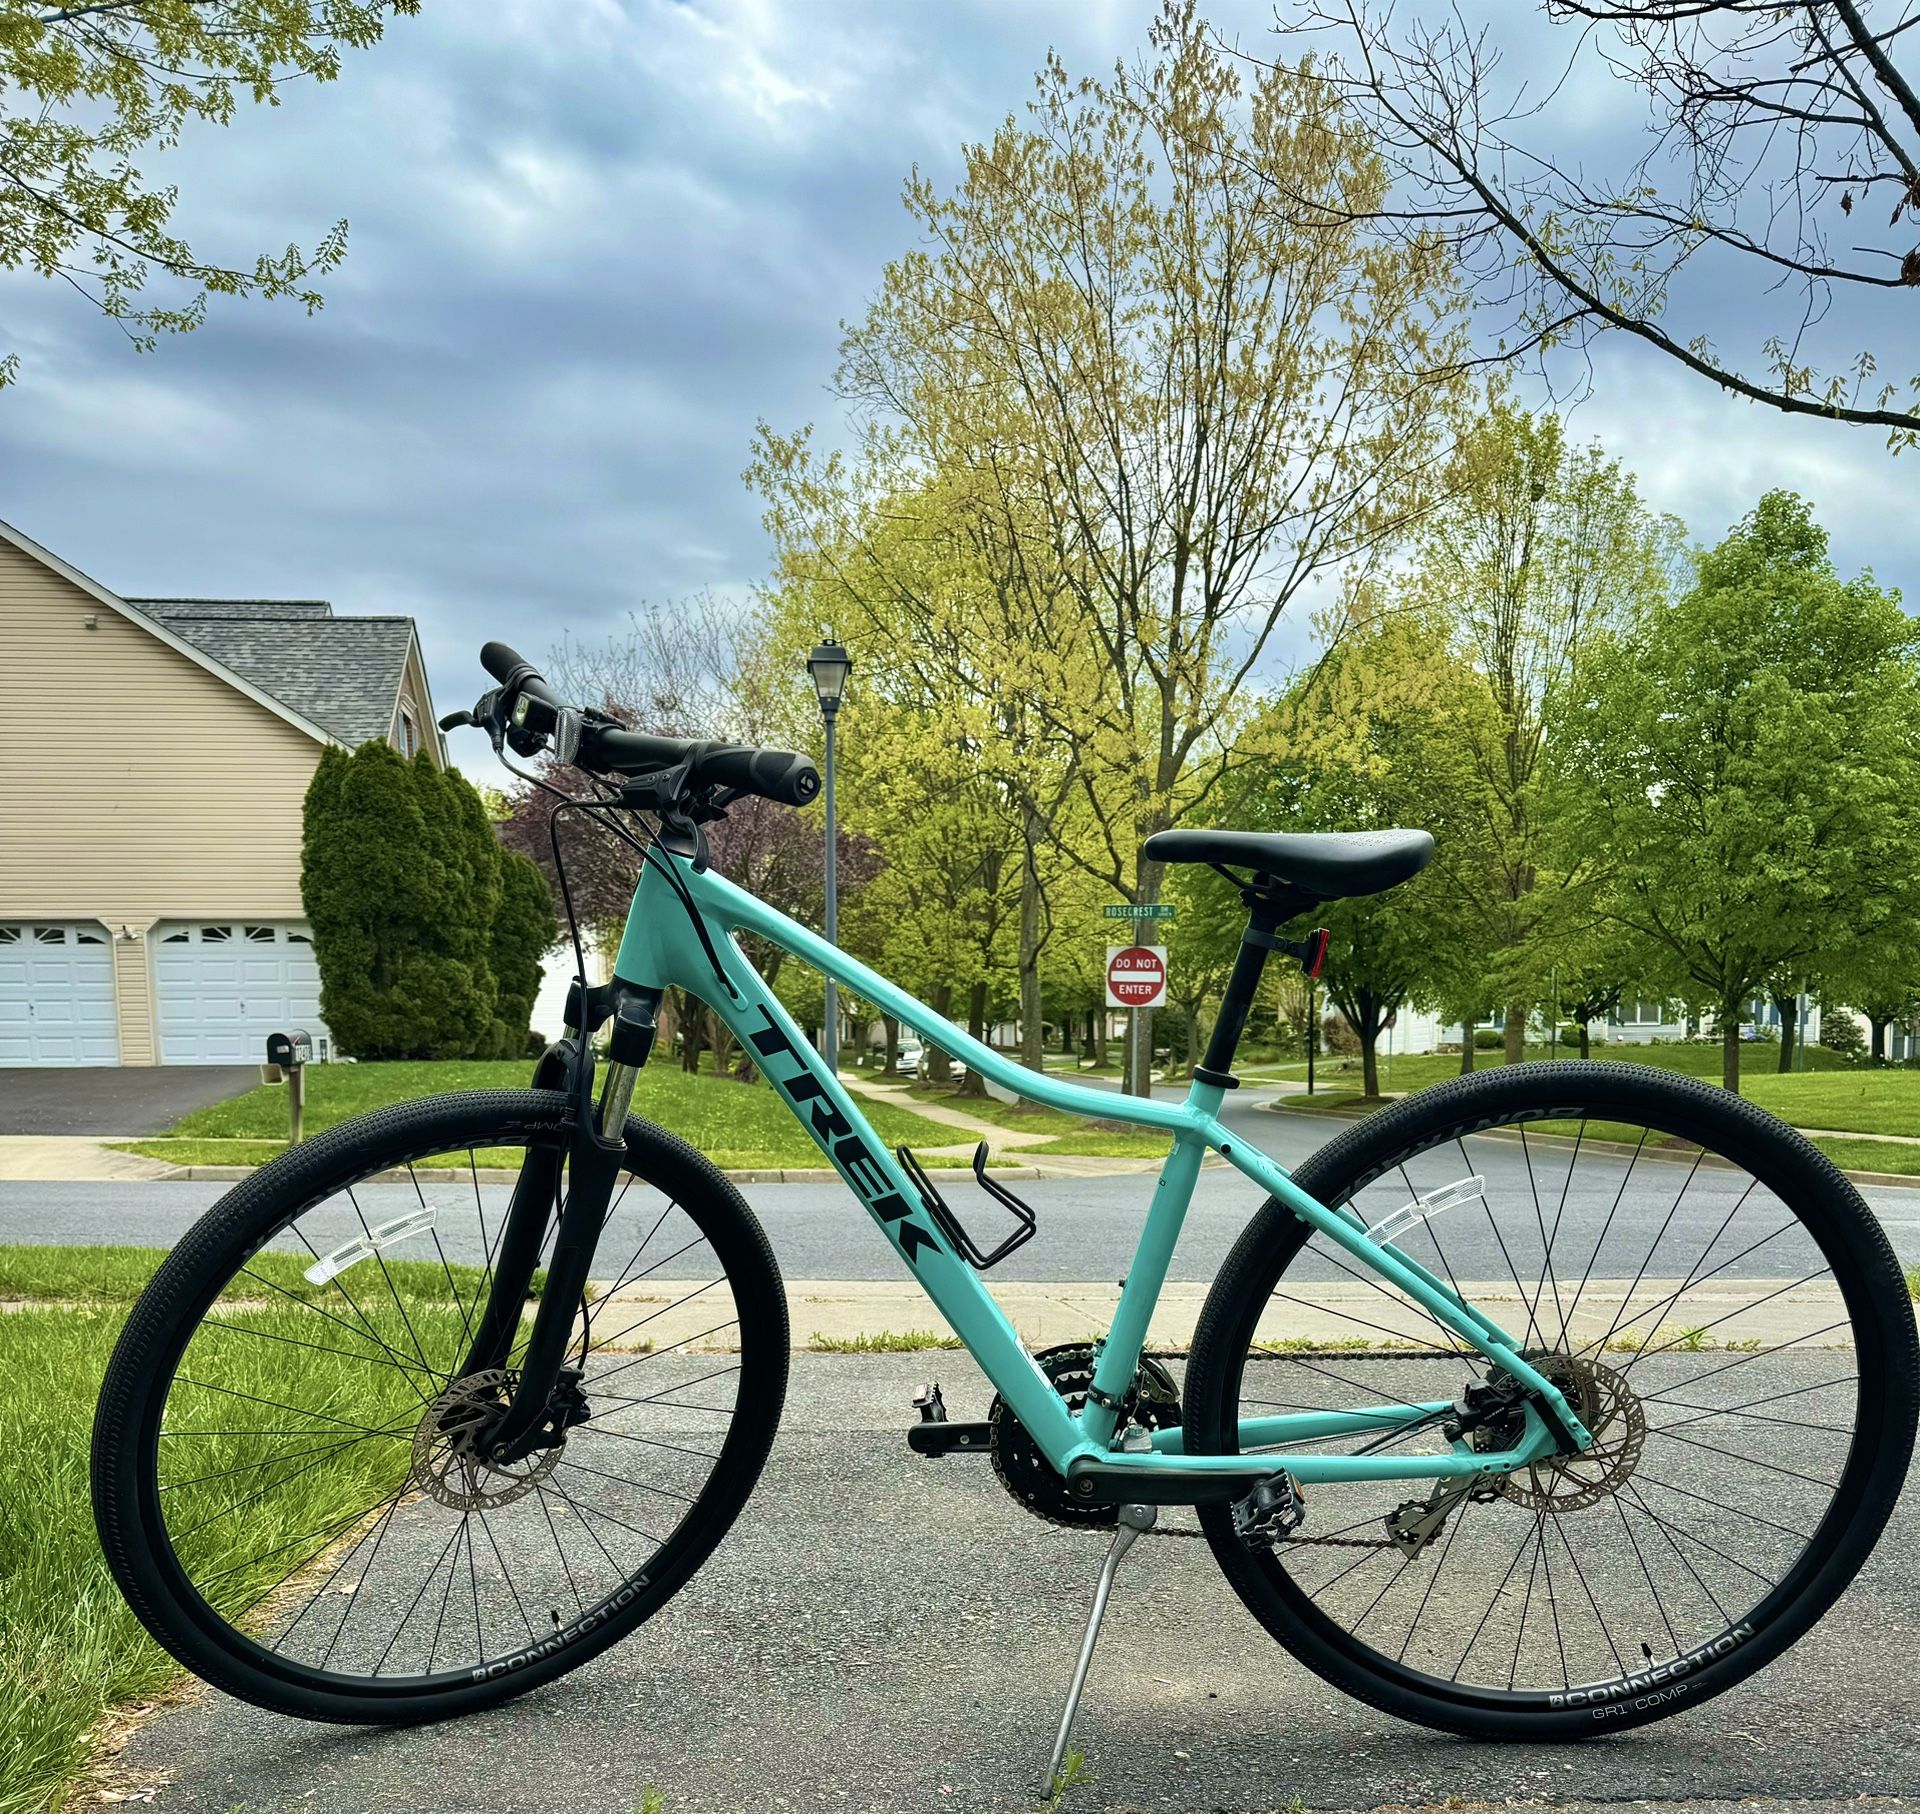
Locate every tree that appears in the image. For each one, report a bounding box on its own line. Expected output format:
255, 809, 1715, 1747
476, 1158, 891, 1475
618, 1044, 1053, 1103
1, 0, 415, 388
1558, 490, 1920, 1092
1283, 1, 1920, 444
1183, 603, 1480, 1096
753, 0, 1468, 1094
1399, 404, 1680, 1062
301, 743, 497, 1060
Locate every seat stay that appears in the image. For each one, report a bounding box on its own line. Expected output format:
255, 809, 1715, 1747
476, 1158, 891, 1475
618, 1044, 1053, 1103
612, 851, 1590, 1487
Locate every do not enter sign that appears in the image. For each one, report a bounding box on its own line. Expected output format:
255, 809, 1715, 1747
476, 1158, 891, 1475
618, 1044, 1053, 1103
1106, 944, 1168, 1009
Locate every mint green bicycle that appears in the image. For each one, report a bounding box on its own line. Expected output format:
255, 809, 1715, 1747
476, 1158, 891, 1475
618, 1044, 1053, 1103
94, 642, 1918, 1788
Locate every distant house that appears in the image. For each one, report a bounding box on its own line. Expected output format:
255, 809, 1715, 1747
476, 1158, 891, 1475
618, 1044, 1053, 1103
0, 516, 442, 1067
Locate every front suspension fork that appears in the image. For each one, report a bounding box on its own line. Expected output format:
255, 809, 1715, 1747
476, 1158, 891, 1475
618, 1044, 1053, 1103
461, 982, 660, 1463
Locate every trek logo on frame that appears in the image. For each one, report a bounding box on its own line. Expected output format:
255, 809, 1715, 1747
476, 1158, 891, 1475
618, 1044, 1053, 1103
745, 1004, 938, 1263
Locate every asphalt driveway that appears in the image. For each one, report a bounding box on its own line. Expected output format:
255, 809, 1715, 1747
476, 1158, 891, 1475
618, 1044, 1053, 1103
0, 1065, 256, 1136
107, 1352, 1920, 1814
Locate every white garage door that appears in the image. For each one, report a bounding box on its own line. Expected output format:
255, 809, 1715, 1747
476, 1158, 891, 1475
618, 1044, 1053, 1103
0, 922, 120, 1066
153, 922, 327, 1064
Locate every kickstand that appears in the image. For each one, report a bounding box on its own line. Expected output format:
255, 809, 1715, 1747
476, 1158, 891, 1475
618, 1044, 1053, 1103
1041, 1503, 1156, 1797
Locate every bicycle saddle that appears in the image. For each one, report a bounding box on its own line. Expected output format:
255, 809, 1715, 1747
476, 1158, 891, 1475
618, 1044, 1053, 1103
1141, 826, 1434, 900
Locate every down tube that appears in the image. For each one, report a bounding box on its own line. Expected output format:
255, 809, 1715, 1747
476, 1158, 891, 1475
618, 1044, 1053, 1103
615, 889, 1088, 1468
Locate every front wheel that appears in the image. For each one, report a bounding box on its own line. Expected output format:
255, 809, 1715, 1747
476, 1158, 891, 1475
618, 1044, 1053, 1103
1185, 1063, 1917, 1739
92, 1090, 789, 1724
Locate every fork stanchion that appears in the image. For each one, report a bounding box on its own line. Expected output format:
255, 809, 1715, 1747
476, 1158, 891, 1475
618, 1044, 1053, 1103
1041, 1502, 1157, 1796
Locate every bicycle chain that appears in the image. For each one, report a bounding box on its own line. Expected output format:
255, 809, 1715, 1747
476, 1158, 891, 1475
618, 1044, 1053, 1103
1015, 1345, 1448, 1552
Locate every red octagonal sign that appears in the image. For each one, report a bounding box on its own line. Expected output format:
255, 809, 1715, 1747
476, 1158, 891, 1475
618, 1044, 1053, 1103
1106, 944, 1167, 1009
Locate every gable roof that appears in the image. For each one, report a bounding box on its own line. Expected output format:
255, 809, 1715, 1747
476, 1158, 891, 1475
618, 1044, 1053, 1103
131, 599, 417, 750
0, 517, 337, 745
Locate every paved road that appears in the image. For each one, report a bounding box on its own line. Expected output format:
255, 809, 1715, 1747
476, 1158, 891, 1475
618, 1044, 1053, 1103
109, 1351, 1919, 1814
0, 1065, 256, 1135
9, 1109, 1919, 1283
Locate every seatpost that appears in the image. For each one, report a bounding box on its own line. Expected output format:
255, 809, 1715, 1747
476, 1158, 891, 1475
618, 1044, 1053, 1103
1192, 885, 1315, 1088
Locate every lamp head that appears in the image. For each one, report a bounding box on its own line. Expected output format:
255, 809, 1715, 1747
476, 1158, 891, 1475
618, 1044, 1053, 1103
806, 634, 852, 713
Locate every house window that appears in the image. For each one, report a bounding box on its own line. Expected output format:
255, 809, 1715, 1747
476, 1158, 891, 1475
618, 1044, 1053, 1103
0, 928, 17, 944
161, 929, 189, 944
397, 704, 419, 757
1620, 1001, 1665, 1027
199, 925, 231, 942
34, 927, 64, 944
243, 926, 276, 943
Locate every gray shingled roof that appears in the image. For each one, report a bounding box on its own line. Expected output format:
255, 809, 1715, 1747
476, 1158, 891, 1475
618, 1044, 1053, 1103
129, 598, 413, 748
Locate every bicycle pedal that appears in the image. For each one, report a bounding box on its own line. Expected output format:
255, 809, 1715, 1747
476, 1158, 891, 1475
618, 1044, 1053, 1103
907, 1420, 993, 1456
912, 1381, 948, 1423
1232, 1472, 1306, 1550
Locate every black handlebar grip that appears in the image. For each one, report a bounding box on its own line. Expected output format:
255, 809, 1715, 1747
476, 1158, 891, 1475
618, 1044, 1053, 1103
704, 746, 819, 807
479, 641, 535, 687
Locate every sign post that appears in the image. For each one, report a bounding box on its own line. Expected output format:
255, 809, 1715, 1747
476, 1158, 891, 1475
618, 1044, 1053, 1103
1106, 945, 1169, 1096
1103, 906, 1175, 1094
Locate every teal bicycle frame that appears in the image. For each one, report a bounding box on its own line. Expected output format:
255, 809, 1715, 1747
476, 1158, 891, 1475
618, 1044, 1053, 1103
613, 849, 1591, 1497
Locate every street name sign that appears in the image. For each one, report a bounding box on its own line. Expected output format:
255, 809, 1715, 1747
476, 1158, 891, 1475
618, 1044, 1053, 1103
1102, 903, 1177, 921
1106, 945, 1168, 1009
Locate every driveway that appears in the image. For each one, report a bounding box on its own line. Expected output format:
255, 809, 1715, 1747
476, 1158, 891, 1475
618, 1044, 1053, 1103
0, 1065, 257, 1136
107, 1351, 1919, 1813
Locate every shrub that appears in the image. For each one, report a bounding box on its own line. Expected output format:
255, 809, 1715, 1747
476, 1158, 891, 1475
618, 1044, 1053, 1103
1474, 1028, 1503, 1050
1819, 1013, 1868, 1060
1322, 1012, 1361, 1056
301, 745, 550, 1060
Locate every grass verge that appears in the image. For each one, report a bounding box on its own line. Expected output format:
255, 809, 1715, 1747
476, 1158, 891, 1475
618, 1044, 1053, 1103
901, 1085, 1172, 1160
2, 1245, 486, 1814
805, 1330, 964, 1353
136, 1060, 960, 1173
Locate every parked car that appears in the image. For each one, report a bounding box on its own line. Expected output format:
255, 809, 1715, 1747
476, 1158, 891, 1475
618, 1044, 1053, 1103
917, 1048, 968, 1080
891, 1042, 924, 1076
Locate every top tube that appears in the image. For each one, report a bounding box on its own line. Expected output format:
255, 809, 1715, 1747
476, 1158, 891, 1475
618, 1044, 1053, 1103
614, 849, 1207, 1134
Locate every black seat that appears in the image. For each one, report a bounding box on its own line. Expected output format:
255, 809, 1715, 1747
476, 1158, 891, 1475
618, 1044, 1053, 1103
1142, 827, 1434, 901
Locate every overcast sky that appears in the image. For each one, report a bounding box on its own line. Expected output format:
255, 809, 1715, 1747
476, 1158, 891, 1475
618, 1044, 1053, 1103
2, 0, 1911, 763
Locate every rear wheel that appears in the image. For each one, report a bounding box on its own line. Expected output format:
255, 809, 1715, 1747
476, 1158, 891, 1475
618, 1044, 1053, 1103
1185, 1063, 1917, 1738
93, 1090, 788, 1723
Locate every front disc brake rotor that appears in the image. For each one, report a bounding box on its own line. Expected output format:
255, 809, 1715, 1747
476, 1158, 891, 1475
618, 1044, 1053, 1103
411, 1368, 564, 1511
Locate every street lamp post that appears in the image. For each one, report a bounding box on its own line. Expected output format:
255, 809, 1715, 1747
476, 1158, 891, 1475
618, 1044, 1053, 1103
806, 635, 852, 1072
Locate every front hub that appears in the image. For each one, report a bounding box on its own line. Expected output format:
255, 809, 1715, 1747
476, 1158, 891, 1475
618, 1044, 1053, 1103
411, 1368, 564, 1511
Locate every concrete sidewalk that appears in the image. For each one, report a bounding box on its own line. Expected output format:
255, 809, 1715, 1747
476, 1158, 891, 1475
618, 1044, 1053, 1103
602, 1274, 1846, 1353
97, 1351, 1918, 1813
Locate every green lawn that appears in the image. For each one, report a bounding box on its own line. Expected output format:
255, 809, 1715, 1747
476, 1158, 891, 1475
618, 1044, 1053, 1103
1, 1246, 482, 1814
119, 1059, 961, 1173
900, 1084, 1174, 1159
1265, 1040, 1856, 1099
1742, 1070, 1920, 1136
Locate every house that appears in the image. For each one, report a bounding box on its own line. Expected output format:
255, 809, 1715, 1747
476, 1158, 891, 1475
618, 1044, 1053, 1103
0, 516, 442, 1066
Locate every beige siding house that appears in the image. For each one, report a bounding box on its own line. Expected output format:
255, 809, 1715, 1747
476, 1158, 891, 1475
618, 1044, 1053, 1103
0, 517, 442, 1066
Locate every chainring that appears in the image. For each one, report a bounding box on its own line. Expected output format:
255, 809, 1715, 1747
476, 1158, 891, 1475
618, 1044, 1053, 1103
988, 1342, 1182, 1530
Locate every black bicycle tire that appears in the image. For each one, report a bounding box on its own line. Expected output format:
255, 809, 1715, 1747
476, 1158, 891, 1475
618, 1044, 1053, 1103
1185, 1062, 1918, 1740
92, 1089, 789, 1725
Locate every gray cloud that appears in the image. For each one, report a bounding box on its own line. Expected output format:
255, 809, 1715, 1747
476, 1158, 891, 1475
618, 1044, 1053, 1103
1, 0, 1909, 772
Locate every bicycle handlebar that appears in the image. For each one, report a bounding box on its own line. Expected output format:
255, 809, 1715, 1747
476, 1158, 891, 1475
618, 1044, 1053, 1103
450, 642, 822, 809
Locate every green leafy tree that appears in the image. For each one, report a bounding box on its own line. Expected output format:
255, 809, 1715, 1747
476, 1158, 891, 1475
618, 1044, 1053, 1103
1558, 491, 1920, 1092
752, 0, 1468, 1095
1, 0, 416, 388
1400, 403, 1681, 1061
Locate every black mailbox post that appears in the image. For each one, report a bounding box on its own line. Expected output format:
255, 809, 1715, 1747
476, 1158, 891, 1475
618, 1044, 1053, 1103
265, 1029, 313, 1143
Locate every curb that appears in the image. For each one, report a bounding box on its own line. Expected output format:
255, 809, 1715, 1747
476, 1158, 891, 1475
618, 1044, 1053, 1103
165, 1162, 1060, 1186
1258, 1094, 1920, 1191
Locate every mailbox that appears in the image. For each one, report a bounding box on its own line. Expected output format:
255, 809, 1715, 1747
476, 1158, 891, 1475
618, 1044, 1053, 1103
266, 1029, 313, 1070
